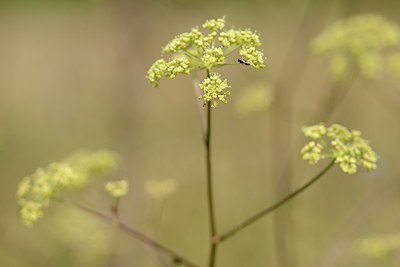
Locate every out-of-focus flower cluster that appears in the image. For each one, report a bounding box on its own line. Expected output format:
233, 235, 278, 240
145, 179, 178, 200
312, 14, 400, 80
146, 17, 266, 107
356, 233, 400, 260
105, 180, 129, 198
17, 150, 119, 226
233, 81, 273, 118
300, 124, 377, 174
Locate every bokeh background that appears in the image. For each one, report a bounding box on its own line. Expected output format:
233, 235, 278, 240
1, 0, 400, 266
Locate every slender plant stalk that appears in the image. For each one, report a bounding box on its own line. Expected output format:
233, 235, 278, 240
215, 160, 335, 243
192, 75, 208, 139
70, 201, 200, 267
111, 198, 120, 219
203, 69, 218, 267
269, 1, 336, 265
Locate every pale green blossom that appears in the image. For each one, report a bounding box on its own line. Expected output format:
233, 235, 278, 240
203, 17, 225, 32
18, 201, 45, 227
240, 46, 266, 69
105, 180, 129, 198
303, 124, 327, 139
219, 29, 261, 47
146, 59, 167, 87
17, 150, 119, 226
147, 17, 266, 107
301, 124, 377, 174
163, 28, 201, 53
301, 141, 325, 165
199, 73, 231, 108
312, 14, 400, 80
164, 57, 191, 78
202, 47, 225, 68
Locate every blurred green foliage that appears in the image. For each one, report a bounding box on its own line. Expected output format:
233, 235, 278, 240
1, 0, 400, 266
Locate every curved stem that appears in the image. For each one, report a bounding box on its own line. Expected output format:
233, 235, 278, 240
70, 201, 200, 267
204, 69, 218, 267
215, 160, 335, 243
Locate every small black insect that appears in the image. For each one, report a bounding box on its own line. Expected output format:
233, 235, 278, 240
237, 59, 251, 66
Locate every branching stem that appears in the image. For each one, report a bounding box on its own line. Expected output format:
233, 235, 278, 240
215, 160, 335, 243
70, 201, 200, 267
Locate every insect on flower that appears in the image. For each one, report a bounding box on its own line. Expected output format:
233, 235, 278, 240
238, 59, 251, 66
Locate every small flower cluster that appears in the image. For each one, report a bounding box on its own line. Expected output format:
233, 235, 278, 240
199, 73, 231, 107
146, 17, 266, 107
219, 29, 261, 47
301, 124, 377, 174
17, 150, 119, 226
105, 180, 129, 198
312, 14, 400, 80
240, 46, 265, 69
202, 47, 225, 68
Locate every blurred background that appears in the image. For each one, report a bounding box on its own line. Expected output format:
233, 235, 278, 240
1, 0, 400, 266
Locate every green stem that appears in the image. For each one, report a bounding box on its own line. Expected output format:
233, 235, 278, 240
224, 44, 241, 56
204, 69, 218, 267
111, 197, 120, 219
192, 75, 207, 138
215, 160, 335, 243
70, 202, 200, 267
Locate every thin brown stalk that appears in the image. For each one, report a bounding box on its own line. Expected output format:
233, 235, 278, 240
70, 201, 200, 267
215, 160, 335, 243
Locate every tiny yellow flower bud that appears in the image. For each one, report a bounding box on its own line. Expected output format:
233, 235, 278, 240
105, 180, 129, 198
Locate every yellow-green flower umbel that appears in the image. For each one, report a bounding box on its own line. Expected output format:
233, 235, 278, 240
17, 150, 119, 226
300, 124, 377, 174
146, 17, 266, 107
312, 14, 400, 80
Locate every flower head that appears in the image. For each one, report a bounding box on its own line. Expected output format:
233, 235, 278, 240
147, 59, 167, 87
203, 17, 226, 32
312, 14, 400, 80
17, 150, 119, 226
300, 124, 377, 174
146, 17, 266, 107
240, 46, 266, 69
202, 47, 225, 68
199, 73, 231, 108
219, 29, 261, 47
164, 57, 191, 78
163, 28, 202, 53
105, 180, 129, 198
